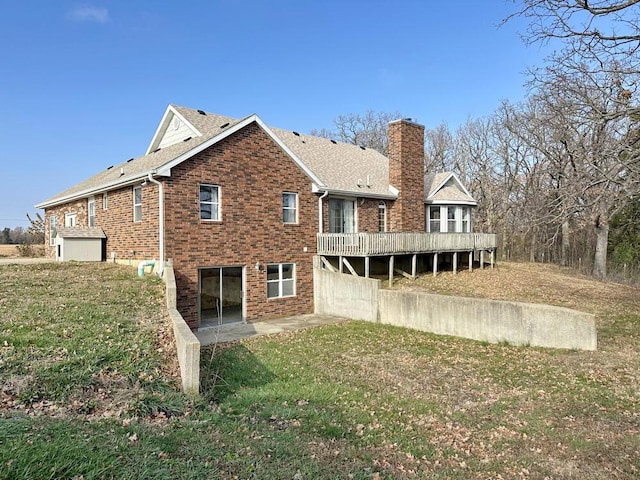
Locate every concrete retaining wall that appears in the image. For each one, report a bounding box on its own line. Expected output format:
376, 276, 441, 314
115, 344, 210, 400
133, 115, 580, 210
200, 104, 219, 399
163, 266, 200, 394
314, 268, 379, 321
379, 290, 597, 351
313, 267, 597, 351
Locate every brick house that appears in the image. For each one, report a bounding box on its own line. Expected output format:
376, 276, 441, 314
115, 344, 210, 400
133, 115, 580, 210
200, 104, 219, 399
36, 105, 495, 329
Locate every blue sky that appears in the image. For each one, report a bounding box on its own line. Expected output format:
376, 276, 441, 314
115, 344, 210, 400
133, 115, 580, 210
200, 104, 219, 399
0, 1, 548, 228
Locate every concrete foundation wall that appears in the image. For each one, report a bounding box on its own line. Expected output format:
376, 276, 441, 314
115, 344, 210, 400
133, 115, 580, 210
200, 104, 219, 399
313, 267, 597, 351
163, 266, 200, 394
314, 267, 379, 322
378, 290, 596, 351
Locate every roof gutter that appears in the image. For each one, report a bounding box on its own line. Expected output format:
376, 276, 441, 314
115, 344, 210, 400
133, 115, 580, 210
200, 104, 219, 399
35, 173, 152, 210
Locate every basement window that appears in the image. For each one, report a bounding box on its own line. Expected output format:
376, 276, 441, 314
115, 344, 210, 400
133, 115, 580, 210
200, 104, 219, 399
267, 263, 295, 299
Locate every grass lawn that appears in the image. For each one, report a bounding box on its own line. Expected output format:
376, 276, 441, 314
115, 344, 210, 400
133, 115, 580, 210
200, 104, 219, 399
1, 262, 638, 479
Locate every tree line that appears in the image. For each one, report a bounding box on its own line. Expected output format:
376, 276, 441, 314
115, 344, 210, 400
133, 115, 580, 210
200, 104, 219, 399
313, 1, 640, 280
0, 214, 45, 245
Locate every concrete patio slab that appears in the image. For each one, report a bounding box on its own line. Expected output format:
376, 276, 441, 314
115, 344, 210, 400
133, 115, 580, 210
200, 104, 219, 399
194, 314, 346, 346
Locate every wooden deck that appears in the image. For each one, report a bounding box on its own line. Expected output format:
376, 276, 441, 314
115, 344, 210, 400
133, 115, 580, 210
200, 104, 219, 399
317, 232, 497, 257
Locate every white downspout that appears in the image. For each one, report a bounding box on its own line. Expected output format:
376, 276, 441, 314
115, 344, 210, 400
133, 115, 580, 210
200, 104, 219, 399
146, 172, 165, 277
318, 190, 329, 233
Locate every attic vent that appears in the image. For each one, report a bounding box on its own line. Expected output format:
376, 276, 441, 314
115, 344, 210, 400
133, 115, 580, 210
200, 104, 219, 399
127, 158, 134, 163
293, 131, 300, 136
302, 140, 306, 144
183, 136, 192, 142
360, 146, 366, 150
197, 110, 206, 115
220, 122, 230, 128
107, 165, 113, 170
330, 140, 337, 144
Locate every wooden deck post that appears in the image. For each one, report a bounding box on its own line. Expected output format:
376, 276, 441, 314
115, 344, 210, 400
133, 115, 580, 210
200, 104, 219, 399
411, 254, 417, 279
491, 249, 495, 269
469, 251, 473, 272
365, 256, 370, 278
480, 250, 485, 270
389, 255, 395, 286
453, 252, 458, 274
339, 256, 344, 273
433, 252, 438, 277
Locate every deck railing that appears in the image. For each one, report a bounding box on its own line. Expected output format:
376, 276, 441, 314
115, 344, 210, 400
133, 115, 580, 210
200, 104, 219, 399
317, 232, 497, 256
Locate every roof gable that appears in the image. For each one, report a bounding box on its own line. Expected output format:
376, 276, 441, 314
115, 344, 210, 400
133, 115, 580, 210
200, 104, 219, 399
425, 172, 476, 205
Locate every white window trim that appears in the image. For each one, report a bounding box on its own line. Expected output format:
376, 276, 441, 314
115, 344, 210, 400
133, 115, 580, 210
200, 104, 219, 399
282, 192, 298, 224
64, 213, 77, 227
103, 192, 108, 210
427, 205, 473, 233
49, 216, 57, 246
88, 197, 96, 227
266, 263, 296, 299
199, 184, 221, 221
328, 197, 358, 233
378, 201, 387, 232
133, 186, 142, 222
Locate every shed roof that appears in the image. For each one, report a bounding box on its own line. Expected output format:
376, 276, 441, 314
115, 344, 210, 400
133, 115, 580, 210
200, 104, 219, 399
55, 227, 107, 239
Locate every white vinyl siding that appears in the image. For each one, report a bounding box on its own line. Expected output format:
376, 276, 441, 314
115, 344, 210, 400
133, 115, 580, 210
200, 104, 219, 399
199, 184, 221, 221
133, 186, 142, 222
282, 192, 298, 224
266, 263, 295, 299
158, 116, 198, 149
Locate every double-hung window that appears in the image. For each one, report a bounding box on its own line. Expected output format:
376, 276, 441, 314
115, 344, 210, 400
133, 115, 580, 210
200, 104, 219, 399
267, 263, 295, 299
133, 186, 142, 222
282, 192, 298, 224
428, 206, 441, 233
103, 192, 108, 210
200, 184, 221, 221
88, 197, 95, 227
447, 206, 457, 233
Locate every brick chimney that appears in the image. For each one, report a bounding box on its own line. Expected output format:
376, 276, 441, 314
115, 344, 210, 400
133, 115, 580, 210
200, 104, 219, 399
388, 118, 425, 232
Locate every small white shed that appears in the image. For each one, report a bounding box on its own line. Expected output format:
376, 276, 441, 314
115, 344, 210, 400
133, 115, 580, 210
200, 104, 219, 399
55, 227, 106, 262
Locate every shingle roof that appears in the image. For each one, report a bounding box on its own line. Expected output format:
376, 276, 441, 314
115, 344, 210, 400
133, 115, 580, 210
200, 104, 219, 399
175, 106, 392, 197
37, 104, 396, 208
56, 227, 106, 238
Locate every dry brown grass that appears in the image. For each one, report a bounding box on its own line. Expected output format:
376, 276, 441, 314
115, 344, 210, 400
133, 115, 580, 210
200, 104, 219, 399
391, 261, 640, 316
0, 245, 18, 257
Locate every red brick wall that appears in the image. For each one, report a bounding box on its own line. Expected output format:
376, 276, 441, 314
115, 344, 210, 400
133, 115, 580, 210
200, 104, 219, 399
44, 185, 159, 261
388, 119, 425, 232
163, 122, 317, 328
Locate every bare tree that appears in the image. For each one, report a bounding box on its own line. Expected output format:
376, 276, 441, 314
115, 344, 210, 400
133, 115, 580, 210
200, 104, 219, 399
310, 110, 403, 155
508, 0, 640, 116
